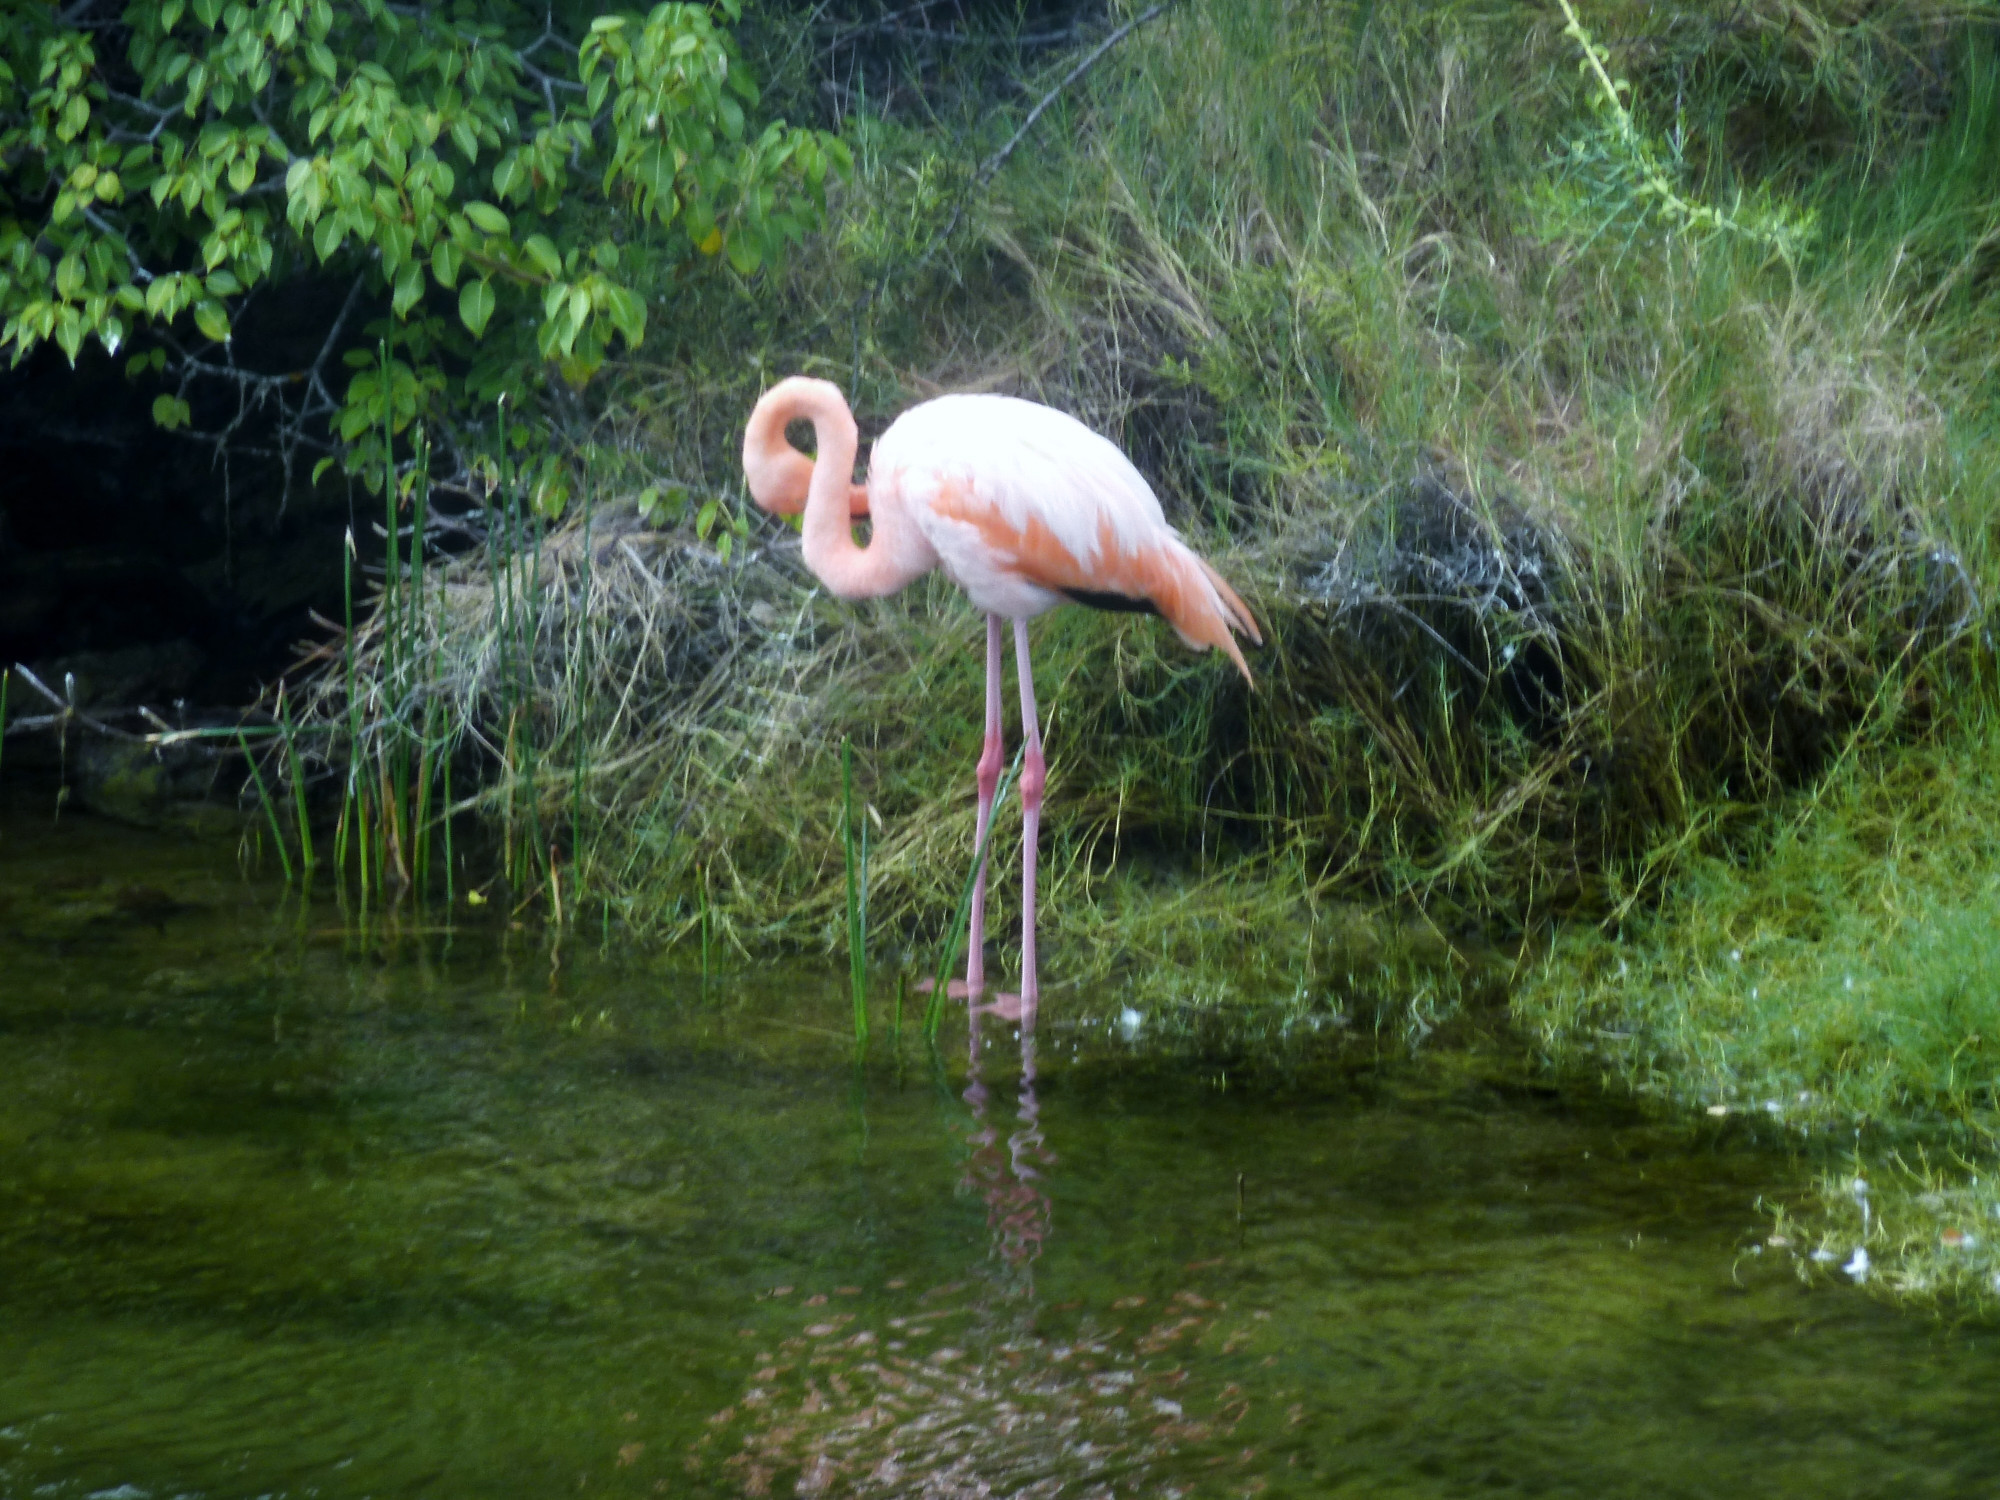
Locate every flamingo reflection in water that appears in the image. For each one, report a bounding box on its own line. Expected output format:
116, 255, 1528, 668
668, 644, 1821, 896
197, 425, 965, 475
688, 1004, 1273, 1497
957, 989, 1054, 1287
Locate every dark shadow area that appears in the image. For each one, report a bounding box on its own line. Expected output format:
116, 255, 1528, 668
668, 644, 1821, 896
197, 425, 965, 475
0, 336, 353, 714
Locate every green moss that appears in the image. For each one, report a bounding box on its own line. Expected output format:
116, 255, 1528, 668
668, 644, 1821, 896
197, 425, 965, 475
1519, 701, 2000, 1132
1518, 698, 2000, 1302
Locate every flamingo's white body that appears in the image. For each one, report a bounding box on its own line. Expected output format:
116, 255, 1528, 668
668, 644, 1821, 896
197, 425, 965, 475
744, 378, 1259, 1013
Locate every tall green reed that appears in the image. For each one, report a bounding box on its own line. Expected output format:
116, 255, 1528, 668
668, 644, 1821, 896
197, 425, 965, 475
237, 727, 295, 883
266, 350, 478, 907
843, 737, 869, 1044
277, 682, 316, 877
484, 402, 551, 897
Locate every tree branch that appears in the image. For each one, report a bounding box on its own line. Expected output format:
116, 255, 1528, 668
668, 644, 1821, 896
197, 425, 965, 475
927, 1, 1173, 260
854, 1, 1177, 380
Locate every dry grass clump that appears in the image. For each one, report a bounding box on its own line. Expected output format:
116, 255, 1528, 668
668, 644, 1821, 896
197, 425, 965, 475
301, 490, 1331, 991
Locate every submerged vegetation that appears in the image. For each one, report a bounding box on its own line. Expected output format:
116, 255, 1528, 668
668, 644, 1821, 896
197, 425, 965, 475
108, 0, 2000, 1301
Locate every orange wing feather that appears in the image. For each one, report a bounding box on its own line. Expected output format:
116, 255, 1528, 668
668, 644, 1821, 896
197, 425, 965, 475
930, 489, 1260, 683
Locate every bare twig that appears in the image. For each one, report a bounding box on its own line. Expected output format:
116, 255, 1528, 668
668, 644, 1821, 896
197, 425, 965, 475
854, 0, 1178, 381
970, 2, 1172, 191
3, 664, 147, 742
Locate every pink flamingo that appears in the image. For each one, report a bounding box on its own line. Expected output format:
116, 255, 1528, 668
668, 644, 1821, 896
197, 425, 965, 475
743, 377, 1260, 1016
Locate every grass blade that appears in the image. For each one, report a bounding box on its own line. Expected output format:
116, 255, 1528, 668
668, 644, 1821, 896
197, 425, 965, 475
698, 860, 711, 983
443, 736, 455, 909
844, 738, 868, 1045
278, 685, 316, 876
238, 729, 295, 883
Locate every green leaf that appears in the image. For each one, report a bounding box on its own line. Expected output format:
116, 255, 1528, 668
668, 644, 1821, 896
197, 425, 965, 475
463, 199, 509, 236
491, 153, 524, 200
458, 277, 495, 337
392, 258, 423, 317
540, 487, 570, 521
55, 314, 85, 365
604, 283, 645, 348
313, 213, 343, 260
431, 239, 460, 288
725, 232, 760, 275
521, 233, 562, 278
192, 299, 231, 343
152, 393, 191, 429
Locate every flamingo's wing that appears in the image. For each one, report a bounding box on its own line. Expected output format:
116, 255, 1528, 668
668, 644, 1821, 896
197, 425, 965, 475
876, 395, 1260, 681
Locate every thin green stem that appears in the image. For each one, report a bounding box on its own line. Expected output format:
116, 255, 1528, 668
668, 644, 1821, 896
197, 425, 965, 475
443, 741, 455, 909
698, 861, 711, 983
279, 685, 315, 875
844, 738, 868, 1045
238, 730, 295, 883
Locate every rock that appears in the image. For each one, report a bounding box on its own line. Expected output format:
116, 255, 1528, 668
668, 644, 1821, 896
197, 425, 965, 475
68, 734, 233, 830
69, 738, 174, 825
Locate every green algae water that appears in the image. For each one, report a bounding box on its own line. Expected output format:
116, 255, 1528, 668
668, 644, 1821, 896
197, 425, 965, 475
5, 794, 2000, 1499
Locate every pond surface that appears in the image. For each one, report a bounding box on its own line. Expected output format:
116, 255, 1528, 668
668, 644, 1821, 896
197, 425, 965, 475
4, 792, 1999, 1499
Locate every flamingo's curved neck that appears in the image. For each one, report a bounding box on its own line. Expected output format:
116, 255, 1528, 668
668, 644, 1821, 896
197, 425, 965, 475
748, 378, 933, 600
742, 390, 816, 514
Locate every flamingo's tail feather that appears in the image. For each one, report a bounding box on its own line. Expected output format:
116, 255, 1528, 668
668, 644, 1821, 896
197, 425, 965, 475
1197, 557, 1261, 645
1153, 543, 1258, 685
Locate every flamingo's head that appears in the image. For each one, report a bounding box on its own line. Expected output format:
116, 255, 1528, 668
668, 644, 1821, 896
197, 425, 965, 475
743, 377, 868, 519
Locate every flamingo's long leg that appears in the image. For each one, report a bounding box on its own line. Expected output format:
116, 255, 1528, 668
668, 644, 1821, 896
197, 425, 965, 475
963, 613, 1005, 994
1013, 616, 1046, 1015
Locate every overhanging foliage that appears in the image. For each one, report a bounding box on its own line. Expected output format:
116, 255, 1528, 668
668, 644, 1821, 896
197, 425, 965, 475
0, 0, 849, 500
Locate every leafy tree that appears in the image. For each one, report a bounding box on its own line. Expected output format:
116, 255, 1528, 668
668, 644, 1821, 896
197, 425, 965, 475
0, 0, 848, 507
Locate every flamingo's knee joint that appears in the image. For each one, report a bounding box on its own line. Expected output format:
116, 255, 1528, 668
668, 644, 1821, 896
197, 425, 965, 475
1019, 749, 1047, 811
